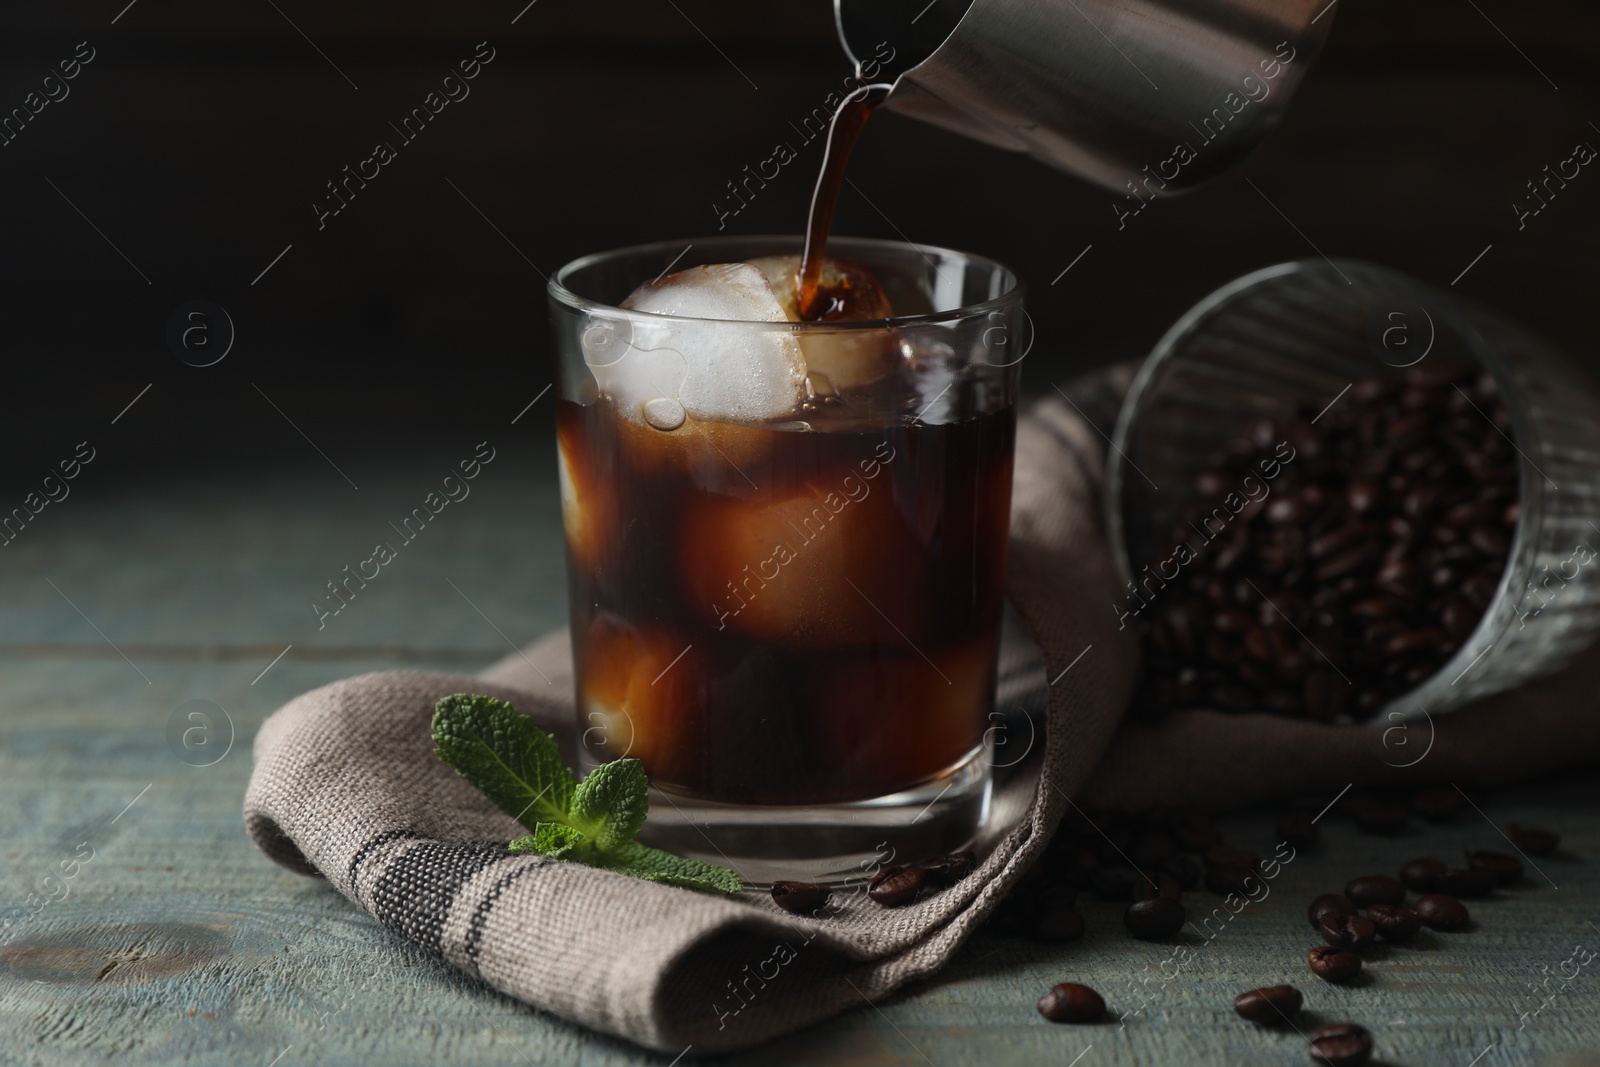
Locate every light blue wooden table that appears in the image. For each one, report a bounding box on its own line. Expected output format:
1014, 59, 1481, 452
1, 423, 1595, 1066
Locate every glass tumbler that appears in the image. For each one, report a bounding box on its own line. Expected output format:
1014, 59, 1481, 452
547, 236, 1024, 884
1109, 259, 1600, 734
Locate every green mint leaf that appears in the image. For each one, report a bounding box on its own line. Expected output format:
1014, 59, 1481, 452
603, 842, 743, 896
431, 693, 574, 831
433, 693, 744, 895
568, 758, 649, 852
528, 822, 588, 860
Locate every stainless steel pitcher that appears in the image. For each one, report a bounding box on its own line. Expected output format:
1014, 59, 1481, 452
836, 0, 1335, 194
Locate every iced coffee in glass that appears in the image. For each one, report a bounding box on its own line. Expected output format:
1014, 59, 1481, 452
547, 236, 1022, 882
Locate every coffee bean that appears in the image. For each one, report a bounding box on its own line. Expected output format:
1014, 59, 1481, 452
1203, 844, 1259, 870
1233, 984, 1303, 1025
1163, 853, 1203, 891
1345, 875, 1405, 908
1318, 912, 1378, 949
1414, 892, 1470, 931
1399, 857, 1447, 893
920, 850, 976, 886
1384, 628, 1443, 657
1509, 823, 1559, 855
1309, 1022, 1375, 1066
770, 881, 831, 914
1124, 897, 1186, 940
1467, 849, 1522, 887
868, 865, 926, 907
1133, 872, 1182, 902
1346, 479, 1381, 514
1276, 809, 1320, 848
1308, 893, 1356, 928
1307, 945, 1363, 983
1205, 865, 1258, 895
1432, 868, 1496, 899
1128, 832, 1178, 868
1365, 903, 1422, 942
1469, 525, 1509, 556
1037, 982, 1105, 1023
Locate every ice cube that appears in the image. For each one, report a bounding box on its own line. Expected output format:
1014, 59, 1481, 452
678, 479, 935, 647
578, 615, 704, 778
591, 262, 806, 426
555, 413, 612, 571
747, 254, 899, 389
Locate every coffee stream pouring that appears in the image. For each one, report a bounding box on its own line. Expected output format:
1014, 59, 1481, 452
835, 0, 1335, 195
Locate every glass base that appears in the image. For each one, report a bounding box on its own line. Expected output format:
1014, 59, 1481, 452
627, 743, 993, 887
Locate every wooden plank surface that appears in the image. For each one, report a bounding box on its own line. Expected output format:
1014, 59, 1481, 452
1, 445, 1596, 1066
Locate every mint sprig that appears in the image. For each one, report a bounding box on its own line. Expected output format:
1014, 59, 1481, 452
430, 693, 741, 895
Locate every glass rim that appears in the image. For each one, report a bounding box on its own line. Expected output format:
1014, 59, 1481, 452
547, 234, 1026, 331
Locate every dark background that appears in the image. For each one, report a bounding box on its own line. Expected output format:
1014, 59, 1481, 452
1, 0, 1596, 489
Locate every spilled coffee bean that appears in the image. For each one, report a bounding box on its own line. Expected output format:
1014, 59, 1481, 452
1309, 1022, 1375, 1066
1276, 809, 1320, 848
868, 865, 926, 907
1344, 875, 1405, 908
1233, 984, 1303, 1025
1508, 822, 1559, 855
1414, 892, 1471, 931
1365, 903, 1422, 942
1308, 893, 1357, 928
770, 881, 831, 915
1318, 912, 1378, 950
1467, 849, 1522, 887
1399, 857, 1446, 893
1124, 897, 1186, 940
1307, 945, 1363, 983
1037, 982, 1105, 1023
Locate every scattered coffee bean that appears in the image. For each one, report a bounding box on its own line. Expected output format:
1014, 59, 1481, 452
1206, 865, 1258, 895
1345, 875, 1406, 908
1308, 893, 1357, 928
1412, 787, 1466, 821
1277, 809, 1320, 847
1414, 892, 1471, 931
1399, 857, 1447, 893
770, 881, 831, 914
868, 865, 926, 907
1466, 849, 1522, 887
1163, 853, 1204, 892
1509, 823, 1559, 855
1307, 945, 1363, 983
1133, 872, 1182, 902
1124, 897, 1186, 940
1309, 1022, 1375, 1066
1037, 982, 1105, 1023
919, 850, 976, 886
1318, 912, 1378, 949
1365, 903, 1422, 942
1233, 984, 1303, 1025
1432, 868, 1496, 899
